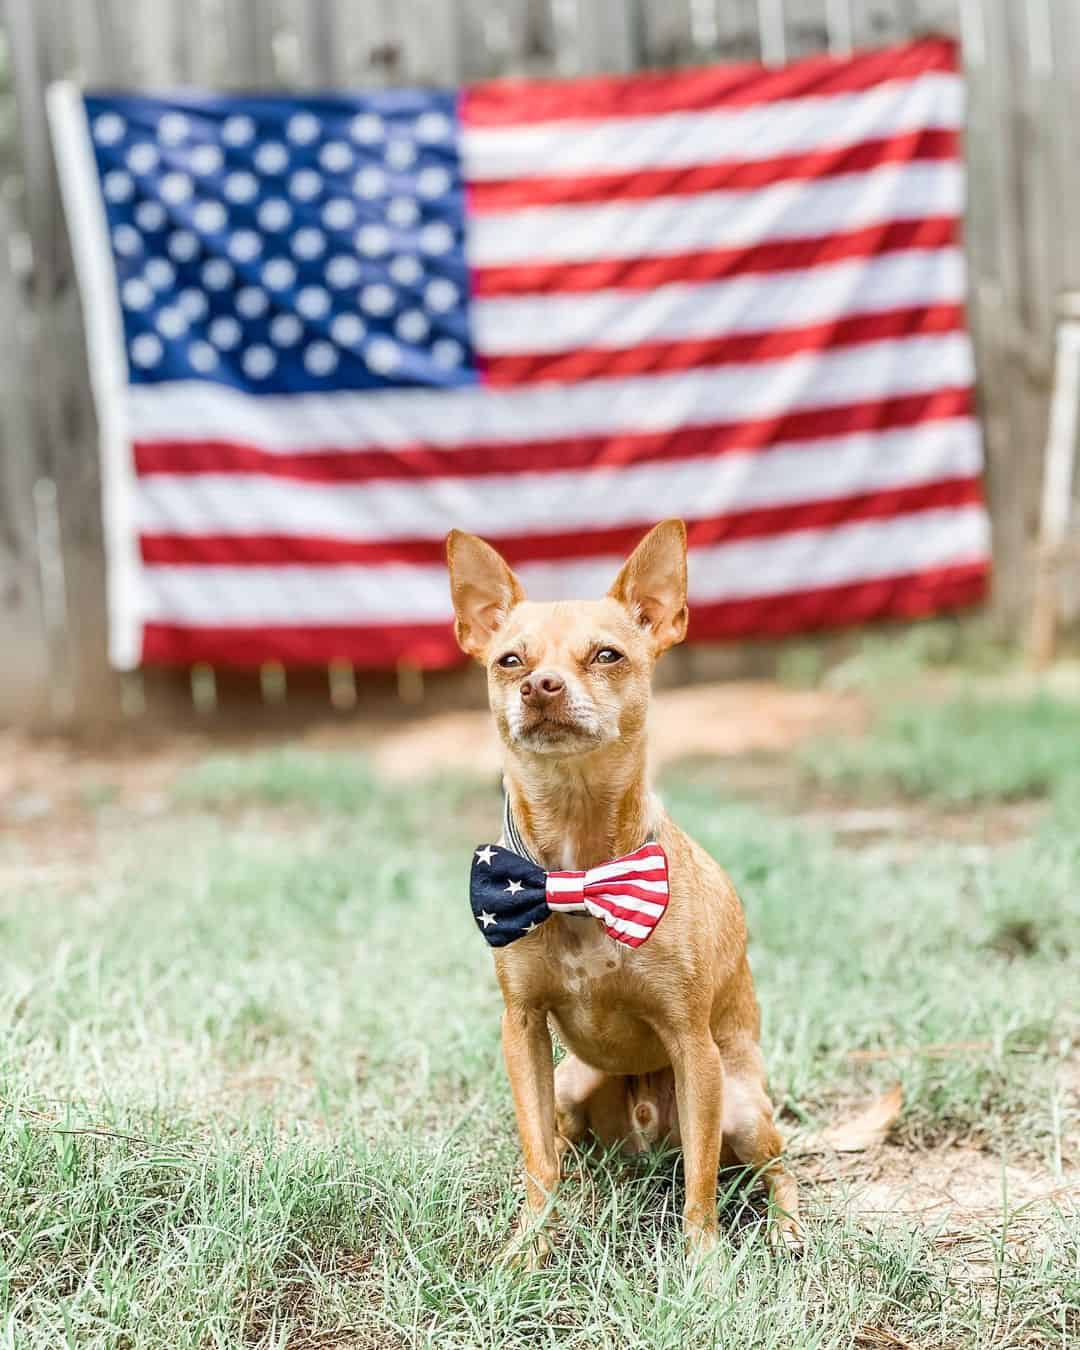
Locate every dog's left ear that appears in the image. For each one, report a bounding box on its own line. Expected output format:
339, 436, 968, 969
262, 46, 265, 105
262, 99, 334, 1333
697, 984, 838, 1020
446, 530, 526, 660
608, 519, 689, 654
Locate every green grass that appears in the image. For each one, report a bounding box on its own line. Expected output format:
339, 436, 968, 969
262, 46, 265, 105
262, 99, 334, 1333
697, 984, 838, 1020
801, 691, 1080, 806
1, 721, 1077, 1347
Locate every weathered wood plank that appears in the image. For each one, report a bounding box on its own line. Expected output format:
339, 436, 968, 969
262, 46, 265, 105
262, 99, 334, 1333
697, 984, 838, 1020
223, 0, 279, 87
573, 0, 640, 74
0, 193, 50, 725
6, 0, 118, 720
757, 0, 787, 64
294, 0, 340, 86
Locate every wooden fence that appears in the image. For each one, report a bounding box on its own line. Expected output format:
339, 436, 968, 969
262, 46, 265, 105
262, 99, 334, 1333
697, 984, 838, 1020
1, 0, 1078, 725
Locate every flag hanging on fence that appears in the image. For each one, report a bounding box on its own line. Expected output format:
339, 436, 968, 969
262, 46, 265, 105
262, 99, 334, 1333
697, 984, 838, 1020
50, 37, 990, 671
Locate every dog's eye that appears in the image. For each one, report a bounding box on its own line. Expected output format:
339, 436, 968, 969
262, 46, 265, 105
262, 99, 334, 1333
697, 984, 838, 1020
593, 647, 624, 665
496, 652, 523, 669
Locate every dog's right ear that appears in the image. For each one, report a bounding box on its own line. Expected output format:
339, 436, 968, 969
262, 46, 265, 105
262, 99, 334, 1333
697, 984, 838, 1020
446, 531, 526, 660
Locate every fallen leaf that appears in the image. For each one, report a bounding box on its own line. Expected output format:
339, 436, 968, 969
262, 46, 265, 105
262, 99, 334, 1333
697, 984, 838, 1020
820, 1083, 904, 1153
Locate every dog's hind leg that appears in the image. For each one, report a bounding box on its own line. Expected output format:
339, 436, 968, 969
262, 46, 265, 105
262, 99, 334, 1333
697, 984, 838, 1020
718, 1045, 802, 1252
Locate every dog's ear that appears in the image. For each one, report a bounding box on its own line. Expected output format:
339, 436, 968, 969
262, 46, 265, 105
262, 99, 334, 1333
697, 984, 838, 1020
608, 519, 688, 653
446, 531, 526, 660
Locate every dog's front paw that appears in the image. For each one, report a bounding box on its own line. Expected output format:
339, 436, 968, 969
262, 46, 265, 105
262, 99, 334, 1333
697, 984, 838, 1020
500, 1231, 551, 1273
683, 1220, 721, 1262
500, 1205, 555, 1272
767, 1210, 804, 1257
684, 1225, 724, 1293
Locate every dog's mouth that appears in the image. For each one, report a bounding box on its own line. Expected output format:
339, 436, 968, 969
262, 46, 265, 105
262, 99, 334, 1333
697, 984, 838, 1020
512, 711, 605, 754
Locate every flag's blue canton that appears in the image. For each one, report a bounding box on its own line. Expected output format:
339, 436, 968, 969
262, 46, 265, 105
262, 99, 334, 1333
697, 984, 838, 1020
84, 92, 475, 393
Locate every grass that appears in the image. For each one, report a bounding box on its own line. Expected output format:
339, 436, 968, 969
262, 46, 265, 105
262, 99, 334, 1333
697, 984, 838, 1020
1, 697, 1078, 1347
801, 691, 1080, 806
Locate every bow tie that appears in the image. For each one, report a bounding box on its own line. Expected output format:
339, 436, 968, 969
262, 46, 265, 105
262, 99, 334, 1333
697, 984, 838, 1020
470, 840, 670, 949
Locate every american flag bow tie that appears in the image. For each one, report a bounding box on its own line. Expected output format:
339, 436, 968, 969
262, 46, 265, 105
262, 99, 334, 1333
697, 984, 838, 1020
470, 842, 669, 949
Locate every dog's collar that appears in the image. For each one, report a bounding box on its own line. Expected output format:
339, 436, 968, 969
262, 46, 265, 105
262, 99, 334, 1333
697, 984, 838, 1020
501, 797, 656, 866
502, 796, 538, 864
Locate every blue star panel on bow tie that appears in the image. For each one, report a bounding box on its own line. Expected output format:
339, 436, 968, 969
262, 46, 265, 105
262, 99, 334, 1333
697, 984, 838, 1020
470, 845, 551, 948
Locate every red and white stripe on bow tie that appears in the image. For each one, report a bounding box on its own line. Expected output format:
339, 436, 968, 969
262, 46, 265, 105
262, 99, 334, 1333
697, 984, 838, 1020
545, 842, 669, 948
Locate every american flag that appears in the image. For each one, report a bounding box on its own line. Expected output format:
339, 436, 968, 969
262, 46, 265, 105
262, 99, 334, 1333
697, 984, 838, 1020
50, 38, 989, 672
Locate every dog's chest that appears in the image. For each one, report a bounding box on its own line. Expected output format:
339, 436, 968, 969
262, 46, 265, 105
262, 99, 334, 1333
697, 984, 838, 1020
547, 914, 625, 996
543, 915, 670, 1073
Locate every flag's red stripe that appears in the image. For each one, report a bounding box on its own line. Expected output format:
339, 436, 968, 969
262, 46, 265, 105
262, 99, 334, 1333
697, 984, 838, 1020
142, 620, 462, 670
462, 38, 957, 127
138, 561, 988, 671
688, 560, 989, 640
133, 386, 975, 485
472, 216, 960, 297
480, 302, 965, 388
468, 128, 960, 213
138, 478, 986, 568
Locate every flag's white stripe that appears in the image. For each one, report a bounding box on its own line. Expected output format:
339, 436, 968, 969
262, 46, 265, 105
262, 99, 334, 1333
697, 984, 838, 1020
463, 72, 962, 181
127, 332, 975, 453
134, 419, 982, 541
473, 248, 965, 355
47, 83, 141, 670
468, 161, 962, 268
137, 507, 989, 625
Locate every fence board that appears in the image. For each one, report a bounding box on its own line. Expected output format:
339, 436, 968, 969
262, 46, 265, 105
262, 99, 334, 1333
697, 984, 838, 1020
0, 191, 50, 724
571, 0, 640, 74
0, 0, 1073, 725
222, 0, 277, 87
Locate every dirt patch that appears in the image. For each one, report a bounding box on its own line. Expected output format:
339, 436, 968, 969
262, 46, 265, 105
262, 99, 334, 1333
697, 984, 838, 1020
2, 681, 863, 822
2, 679, 1049, 870
347, 680, 867, 782
830, 1144, 1077, 1228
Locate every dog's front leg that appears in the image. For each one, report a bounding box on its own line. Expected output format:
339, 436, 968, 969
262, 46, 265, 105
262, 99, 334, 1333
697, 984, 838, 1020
667, 1029, 724, 1258
501, 1004, 558, 1265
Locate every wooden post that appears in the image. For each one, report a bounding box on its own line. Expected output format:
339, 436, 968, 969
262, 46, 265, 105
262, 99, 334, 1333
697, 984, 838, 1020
328, 661, 358, 710
396, 660, 425, 705
1029, 312, 1080, 668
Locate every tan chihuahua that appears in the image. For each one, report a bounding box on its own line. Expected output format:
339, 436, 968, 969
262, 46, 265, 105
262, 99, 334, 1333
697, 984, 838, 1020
447, 519, 800, 1261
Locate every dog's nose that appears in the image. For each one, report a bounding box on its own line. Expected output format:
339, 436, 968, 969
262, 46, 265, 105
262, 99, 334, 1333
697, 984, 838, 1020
520, 669, 566, 706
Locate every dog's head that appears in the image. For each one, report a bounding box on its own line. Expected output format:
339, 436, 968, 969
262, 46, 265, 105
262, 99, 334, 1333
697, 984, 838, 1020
446, 520, 688, 757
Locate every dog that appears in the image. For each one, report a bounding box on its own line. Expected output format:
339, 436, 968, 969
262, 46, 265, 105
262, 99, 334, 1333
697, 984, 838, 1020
447, 519, 800, 1262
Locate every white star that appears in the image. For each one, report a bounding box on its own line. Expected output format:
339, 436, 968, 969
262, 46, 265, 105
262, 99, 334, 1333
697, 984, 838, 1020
504, 879, 524, 896
478, 910, 496, 929
475, 845, 495, 866
524, 922, 538, 933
